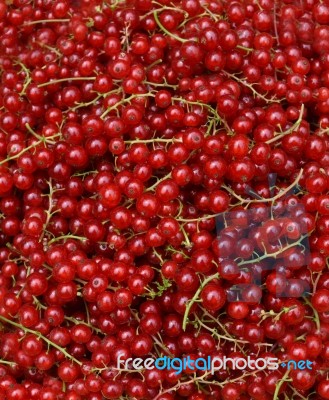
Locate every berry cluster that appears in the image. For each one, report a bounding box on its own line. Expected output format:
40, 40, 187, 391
0, 0, 329, 399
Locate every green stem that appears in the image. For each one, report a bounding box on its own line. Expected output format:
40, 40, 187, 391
145, 172, 172, 192
71, 94, 103, 112
195, 315, 248, 345
237, 234, 308, 267
124, 138, 176, 144
223, 168, 304, 205
39, 179, 56, 242
273, 369, 290, 400
171, 97, 218, 116
100, 93, 154, 120
0, 142, 38, 165
224, 71, 280, 104
0, 315, 82, 366
24, 19, 70, 25
236, 45, 253, 52
15, 61, 31, 96
266, 104, 305, 144
38, 42, 62, 58
0, 129, 61, 165
131, 310, 174, 357
181, 225, 192, 247
0, 359, 17, 366
303, 296, 321, 331
175, 214, 218, 222
289, 385, 308, 400
38, 77, 96, 88
153, 11, 189, 43
144, 80, 178, 89
182, 273, 219, 331
25, 124, 61, 144
48, 234, 87, 245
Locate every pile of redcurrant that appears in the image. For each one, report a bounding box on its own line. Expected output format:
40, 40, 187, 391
0, 0, 329, 399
